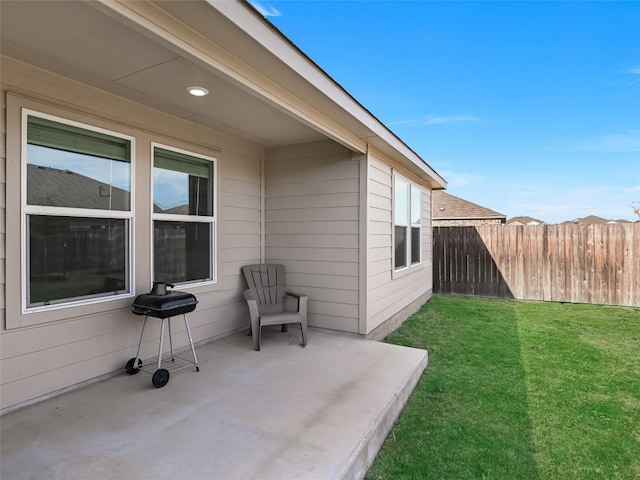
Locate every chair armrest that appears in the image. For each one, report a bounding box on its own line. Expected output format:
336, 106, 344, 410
243, 289, 260, 320
284, 288, 306, 300
243, 289, 256, 301
284, 290, 308, 314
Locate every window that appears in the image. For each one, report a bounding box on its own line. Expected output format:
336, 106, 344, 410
394, 174, 422, 271
152, 145, 216, 285
410, 186, 422, 265
24, 112, 133, 309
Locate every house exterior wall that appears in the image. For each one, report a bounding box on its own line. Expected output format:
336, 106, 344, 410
264, 141, 360, 333
1, 57, 262, 411
366, 151, 433, 339
0, 72, 5, 339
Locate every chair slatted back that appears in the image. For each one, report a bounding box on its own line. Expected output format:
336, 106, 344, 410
242, 264, 285, 313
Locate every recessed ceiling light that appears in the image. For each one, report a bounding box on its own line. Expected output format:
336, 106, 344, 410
187, 86, 209, 97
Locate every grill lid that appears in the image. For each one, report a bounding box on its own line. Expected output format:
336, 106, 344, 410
132, 286, 198, 318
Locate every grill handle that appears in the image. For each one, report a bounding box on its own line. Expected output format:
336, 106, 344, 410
150, 282, 175, 296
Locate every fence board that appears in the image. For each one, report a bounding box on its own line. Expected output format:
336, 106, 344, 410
433, 224, 640, 307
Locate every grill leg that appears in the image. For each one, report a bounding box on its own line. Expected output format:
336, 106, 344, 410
167, 317, 175, 361
133, 316, 149, 369
183, 314, 200, 372
157, 318, 166, 371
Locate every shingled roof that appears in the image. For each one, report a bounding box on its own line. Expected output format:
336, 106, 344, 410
569, 215, 611, 225
432, 191, 505, 222
506, 216, 546, 226
27, 164, 130, 211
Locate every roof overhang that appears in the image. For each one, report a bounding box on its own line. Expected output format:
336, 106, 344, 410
0, 0, 446, 189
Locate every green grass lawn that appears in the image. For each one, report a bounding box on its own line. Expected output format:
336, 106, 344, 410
366, 295, 640, 480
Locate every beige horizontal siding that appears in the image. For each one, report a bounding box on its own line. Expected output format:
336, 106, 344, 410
267, 192, 359, 210
369, 234, 391, 249
285, 272, 359, 291
220, 233, 262, 249
369, 206, 392, 223
266, 220, 358, 235
267, 206, 359, 222
267, 234, 359, 249
0, 57, 262, 410
268, 247, 358, 263
369, 246, 392, 263
291, 286, 358, 305
422, 190, 433, 292
265, 141, 360, 332
221, 191, 261, 210
223, 220, 261, 235
267, 178, 359, 198
369, 258, 391, 277
366, 153, 432, 332
282, 259, 359, 277
0, 90, 5, 325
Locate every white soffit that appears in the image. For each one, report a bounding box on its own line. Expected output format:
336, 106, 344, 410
0, 0, 445, 188
0, 0, 326, 146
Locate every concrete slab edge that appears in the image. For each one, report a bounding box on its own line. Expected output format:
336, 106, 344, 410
365, 290, 432, 342
338, 348, 429, 480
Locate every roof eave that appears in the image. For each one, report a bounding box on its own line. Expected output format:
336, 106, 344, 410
208, 0, 446, 188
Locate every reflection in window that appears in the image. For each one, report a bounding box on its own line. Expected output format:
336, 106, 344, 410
24, 112, 132, 309
153, 146, 216, 285
395, 225, 407, 270
394, 176, 409, 270
411, 188, 422, 265
27, 116, 131, 210
154, 221, 211, 284
411, 226, 421, 265
28, 216, 128, 306
154, 148, 213, 216
394, 174, 422, 271
411, 188, 421, 225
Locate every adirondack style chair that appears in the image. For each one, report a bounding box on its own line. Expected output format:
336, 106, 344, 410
242, 264, 308, 351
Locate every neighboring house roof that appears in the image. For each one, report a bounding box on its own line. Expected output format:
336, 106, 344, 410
27, 165, 130, 211
432, 191, 506, 221
27, 164, 183, 213
0, 0, 446, 190
506, 216, 546, 226
570, 215, 611, 224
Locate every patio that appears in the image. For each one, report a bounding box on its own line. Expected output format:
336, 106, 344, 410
1, 328, 427, 480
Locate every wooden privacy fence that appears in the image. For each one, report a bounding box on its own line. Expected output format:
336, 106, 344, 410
433, 224, 640, 307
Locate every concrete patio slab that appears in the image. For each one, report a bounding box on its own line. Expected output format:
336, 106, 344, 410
1, 328, 427, 480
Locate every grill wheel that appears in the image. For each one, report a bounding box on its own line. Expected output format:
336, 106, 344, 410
152, 368, 170, 388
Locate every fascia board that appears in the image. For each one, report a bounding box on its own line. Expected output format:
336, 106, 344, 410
437, 216, 506, 220
209, 0, 380, 130
93, 0, 446, 189
210, 1, 447, 189
369, 144, 447, 190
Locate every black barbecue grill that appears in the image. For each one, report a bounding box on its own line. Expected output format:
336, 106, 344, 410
125, 282, 199, 388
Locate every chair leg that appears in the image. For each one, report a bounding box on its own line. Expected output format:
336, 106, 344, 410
300, 321, 307, 348
251, 317, 261, 351
281, 324, 288, 332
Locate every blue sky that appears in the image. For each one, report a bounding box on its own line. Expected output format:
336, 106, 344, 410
251, 1, 640, 223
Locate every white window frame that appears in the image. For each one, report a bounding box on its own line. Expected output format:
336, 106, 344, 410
393, 172, 423, 274
150, 142, 218, 288
21, 109, 135, 313
410, 185, 423, 266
